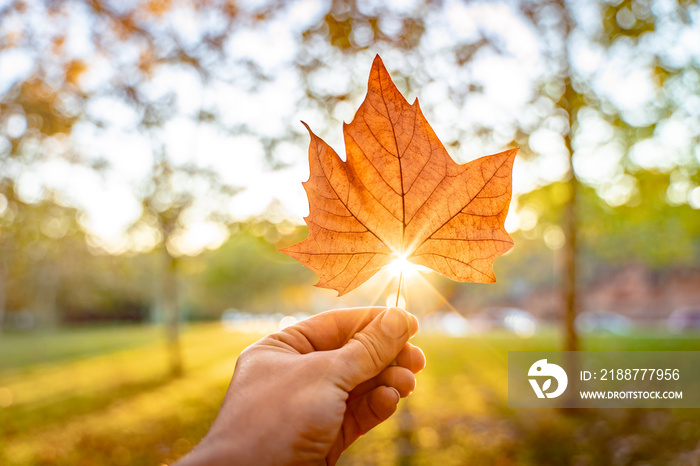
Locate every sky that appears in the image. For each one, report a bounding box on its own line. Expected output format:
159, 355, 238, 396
1, 0, 699, 255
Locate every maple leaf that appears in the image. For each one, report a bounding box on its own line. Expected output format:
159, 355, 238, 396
282, 55, 517, 296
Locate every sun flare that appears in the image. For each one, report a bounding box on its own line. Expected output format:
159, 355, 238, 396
385, 254, 430, 278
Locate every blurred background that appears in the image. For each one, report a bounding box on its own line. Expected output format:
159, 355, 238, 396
1, 0, 699, 464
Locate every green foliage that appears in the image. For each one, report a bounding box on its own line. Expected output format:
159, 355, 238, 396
579, 172, 700, 268
518, 173, 700, 274
0, 186, 85, 326
181, 222, 315, 317
0, 186, 157, 325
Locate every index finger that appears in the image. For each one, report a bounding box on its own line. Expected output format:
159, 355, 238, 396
269, 307, 417, 354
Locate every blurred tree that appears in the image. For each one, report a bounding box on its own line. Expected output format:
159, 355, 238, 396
133, 147, 237, 376
0, 21, 88, 330
1, 0, 698, 366
297, 0, 700, 354
514, 0, 699, 350
0, 0, 282, 375
0, 182, 86, 329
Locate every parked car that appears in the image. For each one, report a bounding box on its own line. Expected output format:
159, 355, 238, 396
667, 307, 700, 333
575, 310, 632, 335
471, 307, 537, 337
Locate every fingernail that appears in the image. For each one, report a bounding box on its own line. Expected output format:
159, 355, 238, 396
388, 386, 401, 403
381, 307, 409, 339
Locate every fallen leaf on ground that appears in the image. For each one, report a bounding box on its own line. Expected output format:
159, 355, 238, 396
283, 55, 517, 296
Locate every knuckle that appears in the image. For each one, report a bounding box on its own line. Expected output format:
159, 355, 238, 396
236, 344, 256, 362
352, 330, 388, 371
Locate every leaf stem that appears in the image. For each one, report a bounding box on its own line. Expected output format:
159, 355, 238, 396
395, 270, 404, 308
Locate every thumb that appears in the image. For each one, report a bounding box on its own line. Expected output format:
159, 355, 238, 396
333, 307, 416, 390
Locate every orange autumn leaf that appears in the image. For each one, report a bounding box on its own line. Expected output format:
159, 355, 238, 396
283, 55, 517, 296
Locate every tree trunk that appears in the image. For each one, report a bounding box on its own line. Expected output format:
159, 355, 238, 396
562, 124, 581, 401
163, 250, 183, 377
562, 96, 580, 354
0, 259, 6, 333
36, 263, 59, 329
557, 0, 580, 354
395, 401, 415, 466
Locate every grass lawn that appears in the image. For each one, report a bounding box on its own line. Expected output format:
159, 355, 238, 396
1, 324, 700, 465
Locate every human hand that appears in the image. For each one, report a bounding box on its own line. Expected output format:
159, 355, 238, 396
178, 306, 425, 466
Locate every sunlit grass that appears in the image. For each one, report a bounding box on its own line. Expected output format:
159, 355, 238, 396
0, 324, 162, 371
0, 324, 260, 465
2, 325, 700, 465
